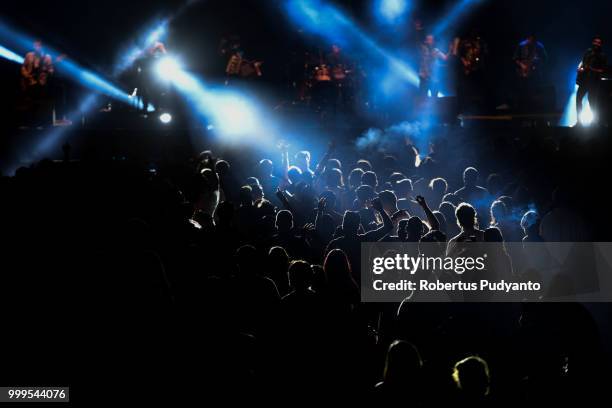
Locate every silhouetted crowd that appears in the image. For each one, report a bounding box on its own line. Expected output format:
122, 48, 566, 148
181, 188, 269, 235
0, 128, 609, 404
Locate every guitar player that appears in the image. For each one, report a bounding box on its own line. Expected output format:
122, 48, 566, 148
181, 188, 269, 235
576, 35, 607, 125
452, 31, 487, 114
513, 34, 548, 80
512, 34, 548, 111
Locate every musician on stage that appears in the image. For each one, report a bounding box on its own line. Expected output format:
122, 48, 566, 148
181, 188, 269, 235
327, 44, 353, 110
134, 41, 167, 113
326, 44, 345, 70
418, 34, 448, 100
20, 39, 55, 125
513, 34, 547, 81
223, 36, 262, 85
310, 44, 354, 114
513, 34, 548, 111
576, 35, 607, 125
452, 31, 487, 113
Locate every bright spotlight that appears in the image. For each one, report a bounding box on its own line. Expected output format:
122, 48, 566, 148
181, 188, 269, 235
561, 78, 595, 127
579, 104, 594, 126
285, 0, 420, 87
0, 44, 24, 64
156, 57, 181, 81
377, 0, 408, 22
159, 112, 172, 124
213, 95, 258, 135
113, 19, 169, 76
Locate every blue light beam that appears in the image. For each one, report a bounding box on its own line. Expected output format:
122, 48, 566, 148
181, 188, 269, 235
432, 0, 484, 37
158, 57, 270, 142
113, 19, 169, 76
0, 20, 137, 108
285, 0, 419, 86
561, 85, 594, 127
560, 62, 595, 127
0, 44, 24, 64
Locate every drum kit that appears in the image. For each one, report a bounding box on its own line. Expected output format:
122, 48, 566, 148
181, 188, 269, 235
296, 51, 361, 110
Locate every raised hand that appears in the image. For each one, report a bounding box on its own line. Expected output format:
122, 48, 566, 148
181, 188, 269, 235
317, 197, 327, 212
302, 223, 316, 235
277, 141, 290, 152
276, 188, 288, 203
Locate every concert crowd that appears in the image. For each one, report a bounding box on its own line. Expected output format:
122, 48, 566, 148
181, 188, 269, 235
1, 121, 609, 404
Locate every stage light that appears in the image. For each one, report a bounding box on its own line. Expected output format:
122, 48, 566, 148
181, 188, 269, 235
159, 113, 172, 124
145, 23, 168, 48
561, 89, 594, 127
0, 20, 34, 52
0, 19, 153, 177
112, 1, 205, 76
75, 70, 136, 106
113, 19, 169, 76
156, 57, 181, 81
432, 0, 484, 37
192, 88, 262, 138
2, 94, 100, 176
561, 63, 595, 127
0, 44, 24, 64
157, 59, 268, 140
212, 94, 258, 136
285, 0, 419, 86
376, 0, 409, 23
0, 20, 138, 109
579, 104, 594, 126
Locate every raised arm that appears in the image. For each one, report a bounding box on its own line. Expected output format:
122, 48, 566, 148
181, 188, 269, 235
416, 195, 440, 231
313, 140, 336, 181
279, 142, 290, 190
363, 197, 393, 241
435, 47, 449, 62
314, 197, 326, 232
275, 188, 295, 214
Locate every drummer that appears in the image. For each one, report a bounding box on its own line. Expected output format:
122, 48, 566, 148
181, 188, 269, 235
311, 44, 353, 112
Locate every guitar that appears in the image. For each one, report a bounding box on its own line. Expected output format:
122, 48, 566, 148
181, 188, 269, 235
576, 63, 604, 87
239, 59, 263, 78
516, 58, 538, 78
314, 64, 331, 82
458, 39, 483, 76
226, 52, 263, 78
461, 54, 481, 76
